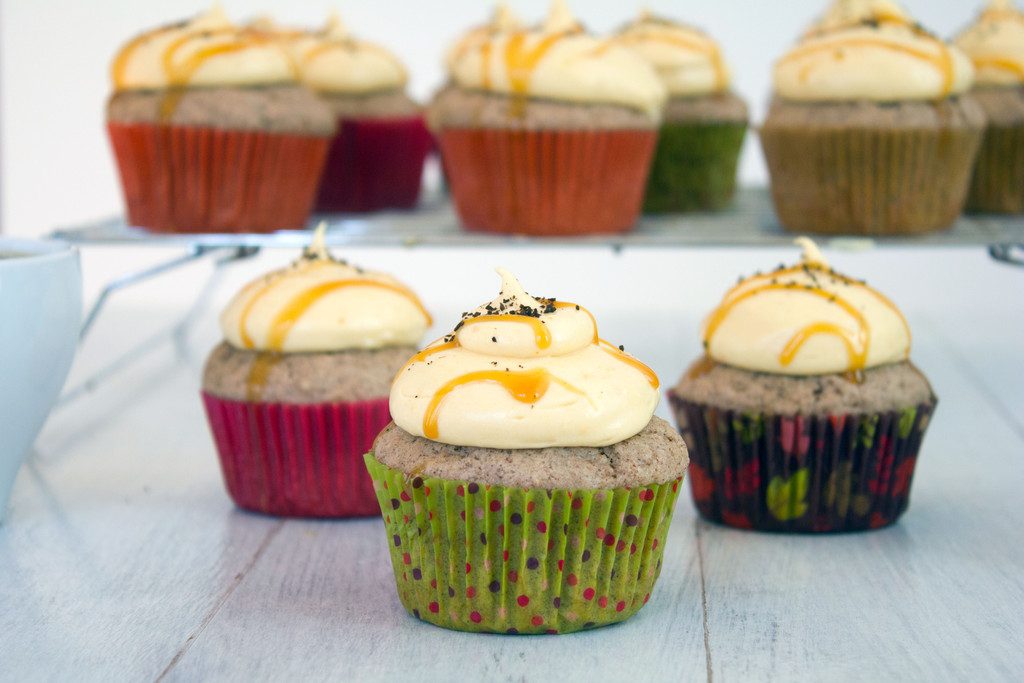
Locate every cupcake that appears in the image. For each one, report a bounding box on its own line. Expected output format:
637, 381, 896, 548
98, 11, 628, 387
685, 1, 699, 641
668, 238, 937, 533
107, 7, 335, 233
761, 0, 985, 235
431, 0, 667, 236
956, 1, 1024, 213
616, 12, 748, 213
365, 269, 688, 633
201, 225, 431, 517
282, 13, 433, 213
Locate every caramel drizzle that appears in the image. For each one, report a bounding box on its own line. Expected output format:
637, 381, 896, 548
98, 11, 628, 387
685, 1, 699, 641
971, 56, 1024, 78
598, 340, 659, 388
476, 30, 570, 96
684, 355, 717, 381
620, 31, 727, 91
245, 352, 284, 403
422, 368, 585, 439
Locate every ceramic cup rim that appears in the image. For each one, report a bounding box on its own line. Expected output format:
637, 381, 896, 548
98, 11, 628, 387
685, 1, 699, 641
0, 238, 77, 269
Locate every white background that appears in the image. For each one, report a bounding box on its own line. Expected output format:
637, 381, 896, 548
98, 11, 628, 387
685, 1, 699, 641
0, 0, 978, 236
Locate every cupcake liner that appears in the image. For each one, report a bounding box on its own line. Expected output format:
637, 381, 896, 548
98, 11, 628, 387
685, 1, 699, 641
966, 124, 1024, 214
107, 122, 329, 233
760, 122, 982, 235
202, 392, 390, 517
365, 452, 683, 634
667, 392, 936, 533
439, 128, 657, 236
314, 116, 434, 213
643, 122, 747, 213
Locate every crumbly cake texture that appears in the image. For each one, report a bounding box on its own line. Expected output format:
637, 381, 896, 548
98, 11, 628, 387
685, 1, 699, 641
428, 85, 657, 130
202, 341, 416, 403
318, 89, 421, 119
371, 417, 689, 489
663, 91, 748, 124
107, 85, 336, 135
672, 359, 935, 416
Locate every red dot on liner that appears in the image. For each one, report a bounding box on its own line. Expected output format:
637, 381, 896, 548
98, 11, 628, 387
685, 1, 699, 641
456, 485, 465, 497
616, 540, 626, 552
489, 500, 501, 512
508, 570, 518, 583
616, 601, 626, 612
643, 593, 650, 604
672, 481, 679, 492
429, 602, 439, 613
470, 611, 482, 623
557, 559, 564, 572
596, 527, 605, 540
567, 573, 578, 586
652, 539, 659, 550
598, 596, 609, 608
402, 553, 411, 565
430, 579, 437, 589
400, 491, 411, 502
503, 550, 510, 561
604, 534, 616, 547
517, 595, 529, 607
466, 587, 476, 598
465, 563, 472, 574
583, 587, 596, 600
630, 543, 637, 555
571, 498, 583, 510
527, 501, 536, 513
536, 521, 547, 533
531, 615, 544, 626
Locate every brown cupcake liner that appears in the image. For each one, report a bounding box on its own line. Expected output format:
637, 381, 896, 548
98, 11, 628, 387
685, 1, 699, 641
439, 128, 656, 236
967, 124, 1024, 214
760, 121, 982, 235
108, 122, 329, 233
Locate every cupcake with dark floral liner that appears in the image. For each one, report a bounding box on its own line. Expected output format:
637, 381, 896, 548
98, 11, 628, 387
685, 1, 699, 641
616, 11, 748, 212
107, 6, 335, 233
762, 0, 984, 235
668, 238, 937, 533
366, 269, 687, 633
278, 12, 433, 213
431, 0, 666, 236
956, 1, 1024, 213
202, 224, 431, 517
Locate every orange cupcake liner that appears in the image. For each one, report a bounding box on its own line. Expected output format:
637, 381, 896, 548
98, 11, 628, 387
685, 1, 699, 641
440, 128, 656, 236
107, 122, 329, 233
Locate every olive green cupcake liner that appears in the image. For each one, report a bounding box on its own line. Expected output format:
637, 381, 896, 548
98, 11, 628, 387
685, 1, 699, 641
364, 452, 683, 634
760, 123, 982, 235
643, 122, 747, 213
966, 124, 1024, 214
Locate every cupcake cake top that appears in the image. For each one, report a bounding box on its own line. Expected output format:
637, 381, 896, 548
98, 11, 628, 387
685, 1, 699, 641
111, 5, 297, 91
955, 0, 1024, 87
615, 10, 730, 97
280, 12, 409, 94
447, 0, 666, 117
444, 3, 523, 76
390, 269, 660, 449
774, 0, 975, 101
220, 225, 430, 353
701, 238, 911, 377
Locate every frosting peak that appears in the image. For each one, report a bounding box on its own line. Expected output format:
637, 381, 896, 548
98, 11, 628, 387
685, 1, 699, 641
702, 238, 911, 376
390, 271, 659, 449
544, 0, 582, 34
220, 224, 430, 353
956, 0, 1024, 87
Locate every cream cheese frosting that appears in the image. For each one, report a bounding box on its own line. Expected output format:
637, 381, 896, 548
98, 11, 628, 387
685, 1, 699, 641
444, 4, 523, 76
220, 225, 430, 353
956, 1, 1024, 87
448, 0, 667, 117
285, 12, 409, 94
111, 5, 297, 91
774, 0, 975, 101
615, 11, 730, 97
390, 269, 660, 449
702, 238, 911, 376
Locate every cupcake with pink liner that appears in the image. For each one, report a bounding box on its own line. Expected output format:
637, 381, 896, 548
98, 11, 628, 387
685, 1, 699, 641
107, 6, 334, 233
201, 225, 431, 517
668, 238, 937, 532
282, 13, 433, 213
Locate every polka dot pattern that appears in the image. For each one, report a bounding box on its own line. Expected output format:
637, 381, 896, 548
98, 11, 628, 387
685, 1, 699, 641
365, 452, 683, 635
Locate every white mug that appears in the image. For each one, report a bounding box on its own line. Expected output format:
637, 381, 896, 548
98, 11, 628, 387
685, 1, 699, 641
0, 238, 81, 521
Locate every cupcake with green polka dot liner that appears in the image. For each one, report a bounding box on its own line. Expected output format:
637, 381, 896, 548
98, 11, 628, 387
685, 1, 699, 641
668, 237, 937, 533
365, 269, 688, 634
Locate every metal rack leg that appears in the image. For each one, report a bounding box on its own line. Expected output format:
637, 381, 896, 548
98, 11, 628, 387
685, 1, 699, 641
989, 244, 1024, 267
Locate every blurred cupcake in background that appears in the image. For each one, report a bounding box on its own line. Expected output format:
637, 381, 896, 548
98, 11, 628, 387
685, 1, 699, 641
668, 238, 937, 533
107, 6, 334, 233
956, 1, 1024, 213
616, 11, 748, 213
432, 0, 666, 236
280, 13, 433, 213
202, 225, 431, 517
366, 269, 687, 633
761, 0, 984, 235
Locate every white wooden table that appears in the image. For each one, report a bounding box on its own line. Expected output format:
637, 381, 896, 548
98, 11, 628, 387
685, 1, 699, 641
2, 246, 1022, 682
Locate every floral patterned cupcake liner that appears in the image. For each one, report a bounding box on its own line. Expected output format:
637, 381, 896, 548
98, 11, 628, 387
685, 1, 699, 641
364, 452, 683, 634
667, 393, 936, 532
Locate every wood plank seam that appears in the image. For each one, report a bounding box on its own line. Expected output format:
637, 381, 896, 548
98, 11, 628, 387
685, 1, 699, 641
696, 520, 714, 683
154, 519, 286, 682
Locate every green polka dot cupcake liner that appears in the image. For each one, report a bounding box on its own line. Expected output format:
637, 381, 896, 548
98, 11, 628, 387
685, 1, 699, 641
364, 452, 683, 634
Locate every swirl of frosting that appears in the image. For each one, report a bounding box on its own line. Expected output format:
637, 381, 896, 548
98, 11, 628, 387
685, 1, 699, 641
285, 12, 408, 93
390, 269, 660, 449
702, 238, 911, 376
615, 11, 730, 97
111, 5, 297, 91
448, 0, 666, 117
956, 1, 1024, 87
774, 0, 974, 101
220, 224, 430, 353
444, 3, 523, 76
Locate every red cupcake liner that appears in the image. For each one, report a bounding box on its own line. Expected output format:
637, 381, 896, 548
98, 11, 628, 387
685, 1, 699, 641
107, 122, 329, 233
667, 392, 937, 533
314, 116, 434, 213
201, 392, 391, 517
439, 128, 656, 236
